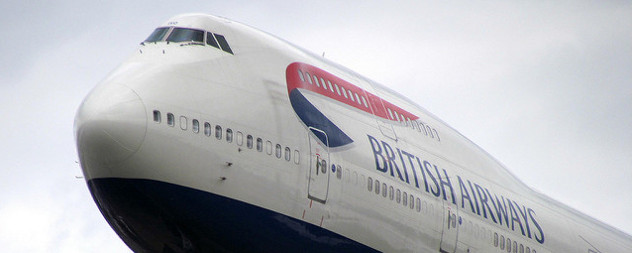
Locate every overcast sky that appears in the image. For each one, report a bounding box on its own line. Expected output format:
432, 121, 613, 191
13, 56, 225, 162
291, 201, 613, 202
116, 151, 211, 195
0, 1, 630, 252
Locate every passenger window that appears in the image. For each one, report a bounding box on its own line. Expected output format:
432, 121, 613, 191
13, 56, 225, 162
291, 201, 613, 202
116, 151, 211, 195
361, 96, 368, 108
204, 122, 211, 136
180, 116, 187, 130
416, 198, 421, 212
402, 192, 408, 206
507, 238, 511, 252
153, 110, 161, 123
327, 80, 334, 92
359, 174, 365, 187
433, 128, 441, 141
349, 91, 355, 101
374, 180, 380, 195
266, 141, 272, 155
284, 147, 291, 161
520, 244, 524, 253
336, 165, 342, 179
413, 121, 420, 132
275, 144, 282, 158
382, 183, 387, 197
410, 195, 414, 209
334, 84, 341, 95
236, 131, 243, 146
513, 241, 517, 253
298, 70, 305, 82
500, 235, 505, 250
387, 108, 394, 120
180, 116, 188, 130
247, 135, 253, 149
494, 233, 499, 247
294, 150, 300, 164
313, 76, 320, 87
305, 72, 312, 84
226, 128, 233, 143
214, 34, 233, 54
256, 138, 263, 152
341, 87, 348, 98
396, 189, 401, 203
355, 93, 361, 105
167, 28, 204, 43
145, 27, 170, 42
206, 32, 219, 48
526, 247, 530, 253
388, 186, 394, 200
419, 122, 428, 135
367, 177, 373, 192
167, 113, 175, 127
192, 119, 199, 133
215, 125, 222, 139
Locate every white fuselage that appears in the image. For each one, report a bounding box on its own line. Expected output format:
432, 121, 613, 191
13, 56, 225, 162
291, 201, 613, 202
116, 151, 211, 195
74, 14, 632, 252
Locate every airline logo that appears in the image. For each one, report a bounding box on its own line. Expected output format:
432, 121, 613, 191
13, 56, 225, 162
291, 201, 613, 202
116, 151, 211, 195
286, 62, 418, 148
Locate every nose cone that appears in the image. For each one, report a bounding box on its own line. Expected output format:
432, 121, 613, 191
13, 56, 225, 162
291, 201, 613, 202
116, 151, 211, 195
75, 83, 147, 178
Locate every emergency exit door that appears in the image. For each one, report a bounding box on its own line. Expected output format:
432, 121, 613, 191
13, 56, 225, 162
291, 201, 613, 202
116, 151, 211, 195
307, 127, 330, 204
440, 202, 459, 253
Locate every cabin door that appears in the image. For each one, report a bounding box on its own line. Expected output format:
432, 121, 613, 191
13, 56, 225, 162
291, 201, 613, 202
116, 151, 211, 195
439, 201, 459, 253
307, 127, 330, 204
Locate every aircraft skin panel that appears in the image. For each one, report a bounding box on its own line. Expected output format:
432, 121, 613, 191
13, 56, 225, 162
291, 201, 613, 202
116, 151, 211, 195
74, 13, 632, 252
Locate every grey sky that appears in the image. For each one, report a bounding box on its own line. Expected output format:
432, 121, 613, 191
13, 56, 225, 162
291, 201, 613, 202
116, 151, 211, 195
1, 1, 630, 252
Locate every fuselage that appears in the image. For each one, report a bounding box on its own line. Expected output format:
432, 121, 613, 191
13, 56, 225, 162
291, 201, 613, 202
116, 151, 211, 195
74, 14, 632, 252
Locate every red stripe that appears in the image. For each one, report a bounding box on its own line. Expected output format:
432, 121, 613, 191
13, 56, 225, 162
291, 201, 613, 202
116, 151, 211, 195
286, 62, 418, 122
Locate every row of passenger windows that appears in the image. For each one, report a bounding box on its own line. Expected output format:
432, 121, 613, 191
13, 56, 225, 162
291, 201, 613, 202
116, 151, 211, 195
144, 27, 233, 54
296, 69, 440, 142
494, 232, 536, 253
385, 106, 441, 142
153, 110, 299, 164
366, 177, 434, 214
366, 175, 537, 252
387, 109, 440, 141
297, 69, 370, 109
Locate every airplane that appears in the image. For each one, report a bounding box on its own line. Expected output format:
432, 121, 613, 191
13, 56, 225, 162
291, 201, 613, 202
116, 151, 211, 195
74, 13, 632, 252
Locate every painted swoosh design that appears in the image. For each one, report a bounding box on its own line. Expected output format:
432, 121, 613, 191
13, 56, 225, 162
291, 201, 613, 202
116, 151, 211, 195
286, 62, 418, 147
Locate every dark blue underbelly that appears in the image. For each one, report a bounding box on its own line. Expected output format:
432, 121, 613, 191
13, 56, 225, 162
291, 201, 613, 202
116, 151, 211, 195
87, 178, 379, 252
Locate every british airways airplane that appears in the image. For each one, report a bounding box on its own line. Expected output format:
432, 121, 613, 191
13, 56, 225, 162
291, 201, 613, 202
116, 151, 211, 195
74, 13, 632, 252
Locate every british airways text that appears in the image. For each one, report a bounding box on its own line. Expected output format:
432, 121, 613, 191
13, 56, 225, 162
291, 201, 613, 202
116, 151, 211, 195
367, 135, 545, 244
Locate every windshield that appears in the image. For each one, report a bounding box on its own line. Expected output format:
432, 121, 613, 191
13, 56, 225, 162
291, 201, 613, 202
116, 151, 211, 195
166, 28, 204, 43
144, 27, 170, 42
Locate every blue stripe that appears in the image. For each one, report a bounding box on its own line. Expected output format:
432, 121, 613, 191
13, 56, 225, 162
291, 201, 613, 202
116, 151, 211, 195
289, 89, 353, 148
87, 178, 378, 252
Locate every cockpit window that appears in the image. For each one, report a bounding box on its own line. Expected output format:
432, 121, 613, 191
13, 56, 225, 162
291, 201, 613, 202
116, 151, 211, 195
214, 34, 233, 54
142, 26, 234, 54
166, 28, 204, 43
206, 33, 220, 49
145, 27, 170, 42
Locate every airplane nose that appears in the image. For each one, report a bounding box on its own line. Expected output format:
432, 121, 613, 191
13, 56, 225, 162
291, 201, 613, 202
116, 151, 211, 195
75, 83, 147, 177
